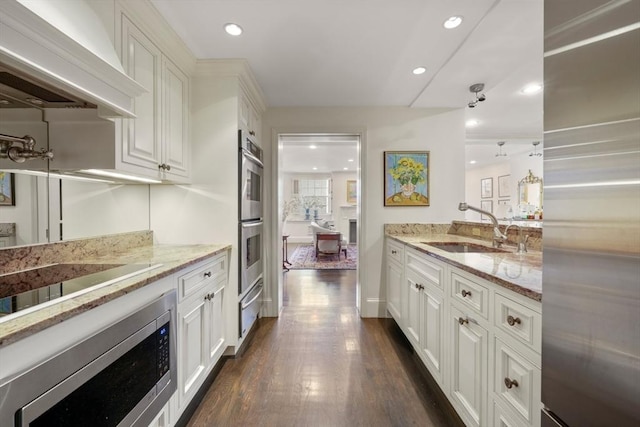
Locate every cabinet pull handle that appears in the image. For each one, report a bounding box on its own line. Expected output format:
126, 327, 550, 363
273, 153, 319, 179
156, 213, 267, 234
507, 315, 521, 326
458, 317, 469, 325
204, 271, 212, 278
504, 377, 519, 389
461, 289, 472, 298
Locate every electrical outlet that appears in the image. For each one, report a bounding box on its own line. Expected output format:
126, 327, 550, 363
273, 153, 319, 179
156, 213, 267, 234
472, 227, 481, 236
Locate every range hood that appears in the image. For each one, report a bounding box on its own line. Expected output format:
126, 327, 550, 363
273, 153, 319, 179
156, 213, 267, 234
0, 0, 145, 117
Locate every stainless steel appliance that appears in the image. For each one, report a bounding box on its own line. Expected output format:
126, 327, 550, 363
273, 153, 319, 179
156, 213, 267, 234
542, 1, 640, 426
239, 129, 264, 222
238, 129, 264, 339
0, 290, 177, 426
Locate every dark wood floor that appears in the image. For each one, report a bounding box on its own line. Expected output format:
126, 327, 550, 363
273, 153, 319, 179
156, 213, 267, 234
186, 270, 456, 427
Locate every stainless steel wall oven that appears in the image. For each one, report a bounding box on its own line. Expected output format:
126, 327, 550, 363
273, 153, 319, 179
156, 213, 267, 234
0, 291, 177, 427
239, 129, 264, 222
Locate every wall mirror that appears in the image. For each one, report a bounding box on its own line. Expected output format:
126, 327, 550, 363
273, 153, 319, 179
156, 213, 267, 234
518, 169, 543, 209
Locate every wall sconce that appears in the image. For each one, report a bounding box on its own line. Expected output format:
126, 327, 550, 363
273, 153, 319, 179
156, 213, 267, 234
468, 83, 486, 108
495, 141, 507, 157
529, 141, 542, 157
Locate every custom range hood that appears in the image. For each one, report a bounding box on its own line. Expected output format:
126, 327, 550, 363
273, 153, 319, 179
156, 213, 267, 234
0, 0, 144, 117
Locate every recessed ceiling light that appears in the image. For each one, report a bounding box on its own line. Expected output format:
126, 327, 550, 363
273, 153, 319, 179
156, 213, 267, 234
443, 16, 463, 29
466, 119, 479, 127
0, 99, 11, 105
26, 97, 44, 105
521, 83, 543, 94
469, 160, 477, 164
312, 167, 317, 170
348, 159, 354, 162
343, 167, 348, 170
224, 23, 243, 36
412, 67, 427, 75
309, 145, 317, 149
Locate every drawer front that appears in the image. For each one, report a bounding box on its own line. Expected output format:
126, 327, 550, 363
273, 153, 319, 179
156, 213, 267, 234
494, 293, 541, 355
494, 338, 541, 427
493, 401, 527, 427
451, 272, 489, 319
406, 248, 444, 290
386, 239, 404, 265
179, 256, 226, 301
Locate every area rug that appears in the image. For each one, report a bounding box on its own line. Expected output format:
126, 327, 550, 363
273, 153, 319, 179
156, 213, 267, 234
288, 244, 357, 270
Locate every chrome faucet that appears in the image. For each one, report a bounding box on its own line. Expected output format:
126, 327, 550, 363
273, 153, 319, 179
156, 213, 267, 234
458, 202, 507, 248
505, 224, 529, 254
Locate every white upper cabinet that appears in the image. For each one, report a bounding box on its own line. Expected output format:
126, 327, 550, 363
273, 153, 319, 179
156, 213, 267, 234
119, 15, 190, 182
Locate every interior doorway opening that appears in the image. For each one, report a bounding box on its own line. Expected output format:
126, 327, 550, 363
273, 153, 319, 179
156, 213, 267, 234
276, 133, 361, 313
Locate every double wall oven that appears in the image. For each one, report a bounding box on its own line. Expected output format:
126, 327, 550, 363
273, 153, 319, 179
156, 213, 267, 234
238, 129, 264, 339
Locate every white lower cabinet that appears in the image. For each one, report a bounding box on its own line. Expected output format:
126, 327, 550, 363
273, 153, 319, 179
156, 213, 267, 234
148, 400, 171, 427
385, 238, 542, 427
450, 304, 489, 427
174, 254, 228, 424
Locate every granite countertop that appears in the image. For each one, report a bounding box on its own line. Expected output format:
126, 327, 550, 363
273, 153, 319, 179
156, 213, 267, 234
0, 243, 231, 346
387, 233, 542, 301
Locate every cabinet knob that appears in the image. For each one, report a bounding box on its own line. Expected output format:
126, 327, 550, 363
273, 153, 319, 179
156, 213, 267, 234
461, 289, 472, 298
504, 377, 519, 389
458, 317, 469, 326
507, 315, 521, 326
249, 130, 256, 136
165, 164, 171, 171
204, 271, 212, 278
158, 164, 164, 170
391, 250, 397, 254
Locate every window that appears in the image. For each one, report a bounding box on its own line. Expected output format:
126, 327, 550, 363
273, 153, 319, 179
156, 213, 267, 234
292, 178, 331, 215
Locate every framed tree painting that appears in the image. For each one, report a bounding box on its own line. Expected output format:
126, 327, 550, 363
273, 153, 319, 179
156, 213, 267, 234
384, 151, 429, 206
0, 172, 15, 206
481, 177, 493, 199
498, 174, 510, 198
346, 180, 357, 204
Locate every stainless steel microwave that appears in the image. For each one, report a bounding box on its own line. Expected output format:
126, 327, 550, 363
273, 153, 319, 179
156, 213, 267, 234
0, 291, 177, 427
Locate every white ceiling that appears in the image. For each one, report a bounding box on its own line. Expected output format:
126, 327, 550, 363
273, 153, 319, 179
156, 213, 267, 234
280, 135, 359, 174
151, 0, 544, 169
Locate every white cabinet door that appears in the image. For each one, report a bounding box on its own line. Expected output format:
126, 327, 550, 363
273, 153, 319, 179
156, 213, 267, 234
405, 269, 422, 346
121, 16, 162, 171
161, 57, 189, 179
450, 305, 488, 427
177, 293, 207, 411
206, 282, 226, 365
386, 259, 403, 323
420, 284, 445, 387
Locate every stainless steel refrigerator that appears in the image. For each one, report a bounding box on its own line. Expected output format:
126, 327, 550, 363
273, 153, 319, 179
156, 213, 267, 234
542, 1, 640, 426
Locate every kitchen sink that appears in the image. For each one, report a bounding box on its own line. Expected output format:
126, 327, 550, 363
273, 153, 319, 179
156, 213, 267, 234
421, 242, 509, 253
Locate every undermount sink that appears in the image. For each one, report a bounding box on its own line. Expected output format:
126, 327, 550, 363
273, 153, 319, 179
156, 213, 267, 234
421, 242, 509, 253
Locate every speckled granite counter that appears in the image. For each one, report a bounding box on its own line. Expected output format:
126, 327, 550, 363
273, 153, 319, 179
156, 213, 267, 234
386, 232, 542, 302
0, 233, 231, 346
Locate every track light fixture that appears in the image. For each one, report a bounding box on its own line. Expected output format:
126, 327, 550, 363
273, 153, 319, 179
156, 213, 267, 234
468, 83, 486, 108
529, 141, 542, 157
495, 141, 507, 157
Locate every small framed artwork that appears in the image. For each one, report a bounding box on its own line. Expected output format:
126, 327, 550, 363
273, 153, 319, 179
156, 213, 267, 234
480, 200, 493, 221
384, 151, 429, 206
346, 180, 357, 204
0, 172, 15, 206
481, 177, 493, 199
498, 174, 510, 198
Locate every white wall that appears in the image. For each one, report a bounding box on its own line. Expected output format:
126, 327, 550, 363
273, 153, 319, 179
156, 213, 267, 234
61, 181, 150, 240
0, 174, 41, 245
264, 106, 466, 317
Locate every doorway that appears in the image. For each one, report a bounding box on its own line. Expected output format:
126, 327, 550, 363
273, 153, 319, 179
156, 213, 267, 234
276, 133, 361, 314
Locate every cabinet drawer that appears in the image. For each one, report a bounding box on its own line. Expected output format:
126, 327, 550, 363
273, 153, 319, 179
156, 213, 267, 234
406, 248, 444, 289
494, 338, 541, 427
494, 293, 541, 355
386, 239, 404, 265
179, 256, 226, 301
493, 401, 527, 427
451, 272, 489, 319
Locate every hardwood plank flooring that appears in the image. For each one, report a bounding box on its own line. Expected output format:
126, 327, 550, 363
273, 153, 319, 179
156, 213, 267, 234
186, 270, 457, 427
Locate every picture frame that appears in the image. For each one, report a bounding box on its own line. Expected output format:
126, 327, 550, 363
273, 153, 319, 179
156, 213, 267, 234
384, 151, 430, 206
0, 172, 15, 206
498, 174, 510, 198
480, 200, 493, 221
346, 180, 357, 204
481, 177, 493, 199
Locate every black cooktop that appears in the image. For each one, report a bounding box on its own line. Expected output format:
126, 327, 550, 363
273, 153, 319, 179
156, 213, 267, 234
0, 263, 155, 317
